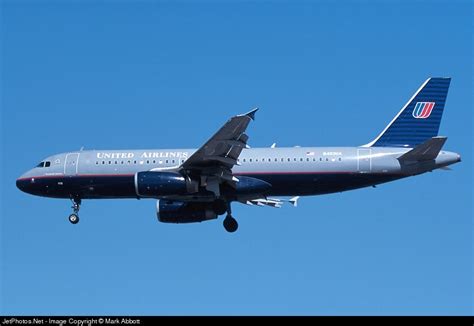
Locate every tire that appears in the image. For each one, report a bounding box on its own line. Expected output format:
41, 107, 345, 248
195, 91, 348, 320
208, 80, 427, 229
212, 199, 228, 216
223, 216, 238, 233
69, 213, 79, 224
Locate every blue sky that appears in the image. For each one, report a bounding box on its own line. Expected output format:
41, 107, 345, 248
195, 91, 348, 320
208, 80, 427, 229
1, 1, 472, 315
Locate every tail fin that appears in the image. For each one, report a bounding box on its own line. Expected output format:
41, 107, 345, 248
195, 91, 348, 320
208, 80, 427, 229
365, 77, 451, 148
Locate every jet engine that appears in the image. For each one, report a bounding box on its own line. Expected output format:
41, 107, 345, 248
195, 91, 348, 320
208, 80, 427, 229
157, 200, 217, 223
234, 176, 271, 195
135, 171, 198, 197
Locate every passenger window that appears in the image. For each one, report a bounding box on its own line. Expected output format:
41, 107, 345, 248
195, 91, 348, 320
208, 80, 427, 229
172, 160, 175, 164
243, 159, 246, 162
102, 161, 105, 165
300, 158, 303, 162
338, 158, 342, 161
115, 161, 118, 164
146, 160, 150, 164
306, 158, 309, 162
166, 160, 169, 164
96, 161, 99, 165
134, 160, 137, 164
249, 159, 252, 162
288, 158, 290, 162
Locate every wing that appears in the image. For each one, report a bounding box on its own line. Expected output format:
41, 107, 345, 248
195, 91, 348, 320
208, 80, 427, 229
179, 108, 258, 195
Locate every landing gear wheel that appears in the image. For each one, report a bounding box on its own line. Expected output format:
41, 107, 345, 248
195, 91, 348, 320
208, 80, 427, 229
212, 199, 228, 216
69, 197, 81, 225
223, 215, 238, 233
69, 213, 79, 224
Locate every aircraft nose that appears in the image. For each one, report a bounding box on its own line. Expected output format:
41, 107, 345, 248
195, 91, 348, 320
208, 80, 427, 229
16, 174, 35, 194
16, 177, 28, 192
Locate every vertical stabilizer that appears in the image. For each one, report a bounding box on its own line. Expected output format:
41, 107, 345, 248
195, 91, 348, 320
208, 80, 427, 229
365, 77, 451, 148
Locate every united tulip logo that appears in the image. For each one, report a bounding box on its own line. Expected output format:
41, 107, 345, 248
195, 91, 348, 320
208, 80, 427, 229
412, 102, 435, 119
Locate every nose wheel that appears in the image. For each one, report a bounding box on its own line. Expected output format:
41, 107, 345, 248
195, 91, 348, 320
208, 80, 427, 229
69, 197, 81, 225
69, 213, 79, 224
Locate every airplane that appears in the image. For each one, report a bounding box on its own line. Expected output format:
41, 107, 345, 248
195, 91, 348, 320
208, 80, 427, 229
16, 77, 461, 232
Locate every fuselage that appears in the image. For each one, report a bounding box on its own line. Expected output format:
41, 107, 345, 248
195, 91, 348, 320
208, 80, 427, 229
14, 78, 461, 232
16, 146, 461, 200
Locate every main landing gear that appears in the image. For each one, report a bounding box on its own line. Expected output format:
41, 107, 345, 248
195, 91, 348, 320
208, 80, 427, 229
223, 203, 238, 233
69, 197, 81, 224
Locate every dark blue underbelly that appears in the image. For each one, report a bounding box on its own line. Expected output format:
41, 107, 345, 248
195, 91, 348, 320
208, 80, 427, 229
17, 173, 402, 199
17, 175, 136, 199
246, 173, 402, 196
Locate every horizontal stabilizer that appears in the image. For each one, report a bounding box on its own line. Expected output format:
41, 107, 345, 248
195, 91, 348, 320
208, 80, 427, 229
440, 166, 452, 171
398, 136, 447, 163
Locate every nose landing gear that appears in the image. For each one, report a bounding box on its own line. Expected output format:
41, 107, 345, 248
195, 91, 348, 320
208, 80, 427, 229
69, 197, 81, 224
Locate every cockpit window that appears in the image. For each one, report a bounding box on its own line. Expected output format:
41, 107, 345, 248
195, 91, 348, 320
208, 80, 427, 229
36, 161, 51, 168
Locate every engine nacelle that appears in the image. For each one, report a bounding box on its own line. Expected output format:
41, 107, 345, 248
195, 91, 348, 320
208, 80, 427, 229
135, 171, 190, 197
234, 176, 271, 195
157, 200, 217, 223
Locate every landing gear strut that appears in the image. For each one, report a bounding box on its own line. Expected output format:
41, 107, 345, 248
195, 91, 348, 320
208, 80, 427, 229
223, 203, 238, 233
69, 197, 81, 224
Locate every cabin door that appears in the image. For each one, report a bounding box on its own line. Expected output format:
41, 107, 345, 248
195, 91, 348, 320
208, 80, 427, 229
64, 153, 80, 175
357, 149, 371, 173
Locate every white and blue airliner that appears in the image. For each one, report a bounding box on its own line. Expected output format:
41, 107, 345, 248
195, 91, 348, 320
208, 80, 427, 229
17, 78, 461, 232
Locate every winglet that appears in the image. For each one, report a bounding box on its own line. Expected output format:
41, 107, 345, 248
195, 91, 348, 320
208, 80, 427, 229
244, 108, 259, 121
289, 196, 300, 207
